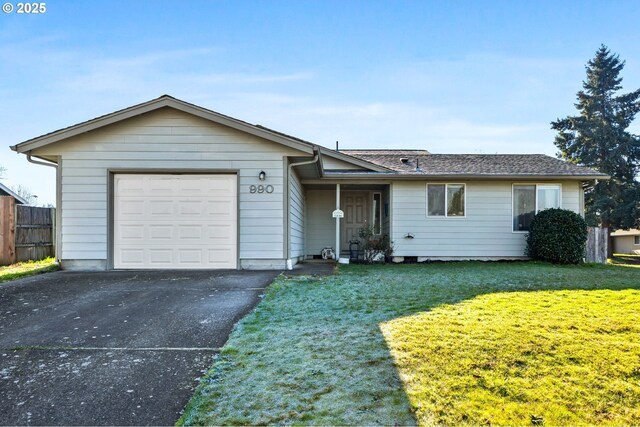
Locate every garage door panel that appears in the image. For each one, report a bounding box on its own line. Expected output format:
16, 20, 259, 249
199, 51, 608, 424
148, 225, 173, 240
178, 201, 205, 216
114, 174, 237, 269
149, 249, 172, 264
178, 225, 203, 240
116, 179, 144, 195
207, 224, 234, 240
179, 250, 202, 264
149, 200, 175, 216
118, 249, 144, 265
117, 225, 145, 241
206, 200, 234, 216
208, 249, 234, 265
119, 200, 146, 216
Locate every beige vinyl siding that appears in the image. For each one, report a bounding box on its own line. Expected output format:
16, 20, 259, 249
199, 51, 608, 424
613, 235, 640, 255
322, 156, 367, 170
289, 168, 305, 261
561, 182, 580, 214
34, 107, 304, 264
305, 189, 336, 256
391, 181, 581, 258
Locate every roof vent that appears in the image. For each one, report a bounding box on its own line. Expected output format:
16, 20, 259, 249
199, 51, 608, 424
400, 157, 409, 164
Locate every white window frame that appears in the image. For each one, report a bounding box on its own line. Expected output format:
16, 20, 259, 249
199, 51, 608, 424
426, 183, 467, 218
372, 192, 383, 235
512, 183, 562, 233
634, 236, 640, 245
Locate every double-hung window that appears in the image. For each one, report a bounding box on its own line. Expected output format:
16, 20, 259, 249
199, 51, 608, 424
634, 236, 640, 245
427, 184, 465, 217
513, 184, 561, 232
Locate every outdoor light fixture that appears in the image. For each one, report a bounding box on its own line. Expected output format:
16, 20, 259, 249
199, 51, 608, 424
258, 171, 266, 181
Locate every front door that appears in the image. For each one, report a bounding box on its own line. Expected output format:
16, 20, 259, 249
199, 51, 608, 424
342, 192, 369, 254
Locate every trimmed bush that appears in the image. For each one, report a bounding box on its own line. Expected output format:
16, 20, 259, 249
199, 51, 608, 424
526, 208, 588, 264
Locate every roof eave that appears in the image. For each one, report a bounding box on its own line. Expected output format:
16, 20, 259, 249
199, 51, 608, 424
610, 231, 640, 236
321, 172, 610, 180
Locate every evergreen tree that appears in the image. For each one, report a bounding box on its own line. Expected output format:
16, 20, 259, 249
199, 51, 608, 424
552, 45, 640, 230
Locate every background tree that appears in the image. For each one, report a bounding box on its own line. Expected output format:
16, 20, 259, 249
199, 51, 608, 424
10, 184, 37, 206
551, 45, 640, 231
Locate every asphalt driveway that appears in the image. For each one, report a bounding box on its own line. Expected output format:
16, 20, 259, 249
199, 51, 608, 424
0, 269, 279, 426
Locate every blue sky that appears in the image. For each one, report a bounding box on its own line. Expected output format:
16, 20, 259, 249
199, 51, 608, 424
1, 0, 639, 205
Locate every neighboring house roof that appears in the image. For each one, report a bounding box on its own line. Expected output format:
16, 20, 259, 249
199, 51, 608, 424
611, 229, 640, 237
11, 95, 389, 173
339, 151, 608, 179
0, 182, 27, 204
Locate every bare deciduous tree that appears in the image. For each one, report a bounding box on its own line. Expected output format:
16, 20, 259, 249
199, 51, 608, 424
11, 185, 37, 206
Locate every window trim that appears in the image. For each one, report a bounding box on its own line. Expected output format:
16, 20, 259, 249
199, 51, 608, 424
372, 192, 382, 235
512, 183, 562, 233
426, 183, 467, 219
634, 236, 640, 245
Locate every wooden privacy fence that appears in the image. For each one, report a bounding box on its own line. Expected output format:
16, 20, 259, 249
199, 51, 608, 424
585, 226, 608, 264
0, 196, 55, 266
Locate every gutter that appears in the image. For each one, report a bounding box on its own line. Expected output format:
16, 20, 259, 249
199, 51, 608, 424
318, 172, 610, 181
288, 147, 320, 179
26, 154, 58, 169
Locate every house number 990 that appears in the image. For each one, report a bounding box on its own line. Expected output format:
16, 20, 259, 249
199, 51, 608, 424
249, 184, 274, 194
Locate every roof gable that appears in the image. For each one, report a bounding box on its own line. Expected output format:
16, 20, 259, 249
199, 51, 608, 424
11, 95, 388, 173
11, 95, 315, 155
0, 182, 27, 204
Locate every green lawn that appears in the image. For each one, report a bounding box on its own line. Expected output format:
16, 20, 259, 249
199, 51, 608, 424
179, 262, 640, 426
609, 253, 640, 268
0, 257, 59, 283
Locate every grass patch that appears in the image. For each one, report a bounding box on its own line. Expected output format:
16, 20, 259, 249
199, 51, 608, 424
0, 257, 59, 283
382, 290, 640, 425
179, 262, 640, 426
609, 253, 640, 268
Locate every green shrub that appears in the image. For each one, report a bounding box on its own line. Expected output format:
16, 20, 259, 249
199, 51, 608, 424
526, 208, 588, 264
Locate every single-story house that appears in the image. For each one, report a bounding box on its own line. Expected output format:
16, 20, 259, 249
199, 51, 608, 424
0, 182, 28, 205
611, 229, 640, 255
11, 95, 608, 271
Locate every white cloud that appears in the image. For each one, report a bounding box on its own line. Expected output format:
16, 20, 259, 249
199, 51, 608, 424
215, 96, 555, 155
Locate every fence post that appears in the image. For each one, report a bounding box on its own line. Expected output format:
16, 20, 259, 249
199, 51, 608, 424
0, 197, 16, 266
585, 226, 608, 264
600, 227, 608, 263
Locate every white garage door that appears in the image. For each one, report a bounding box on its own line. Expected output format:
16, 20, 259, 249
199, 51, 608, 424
114, 174, 237, 269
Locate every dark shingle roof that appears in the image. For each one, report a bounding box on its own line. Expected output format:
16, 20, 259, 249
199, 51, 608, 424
339, 151, 606, 177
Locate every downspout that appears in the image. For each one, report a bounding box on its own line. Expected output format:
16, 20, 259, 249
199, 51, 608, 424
26, 154, 59, 264
286, 148, 320, 269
